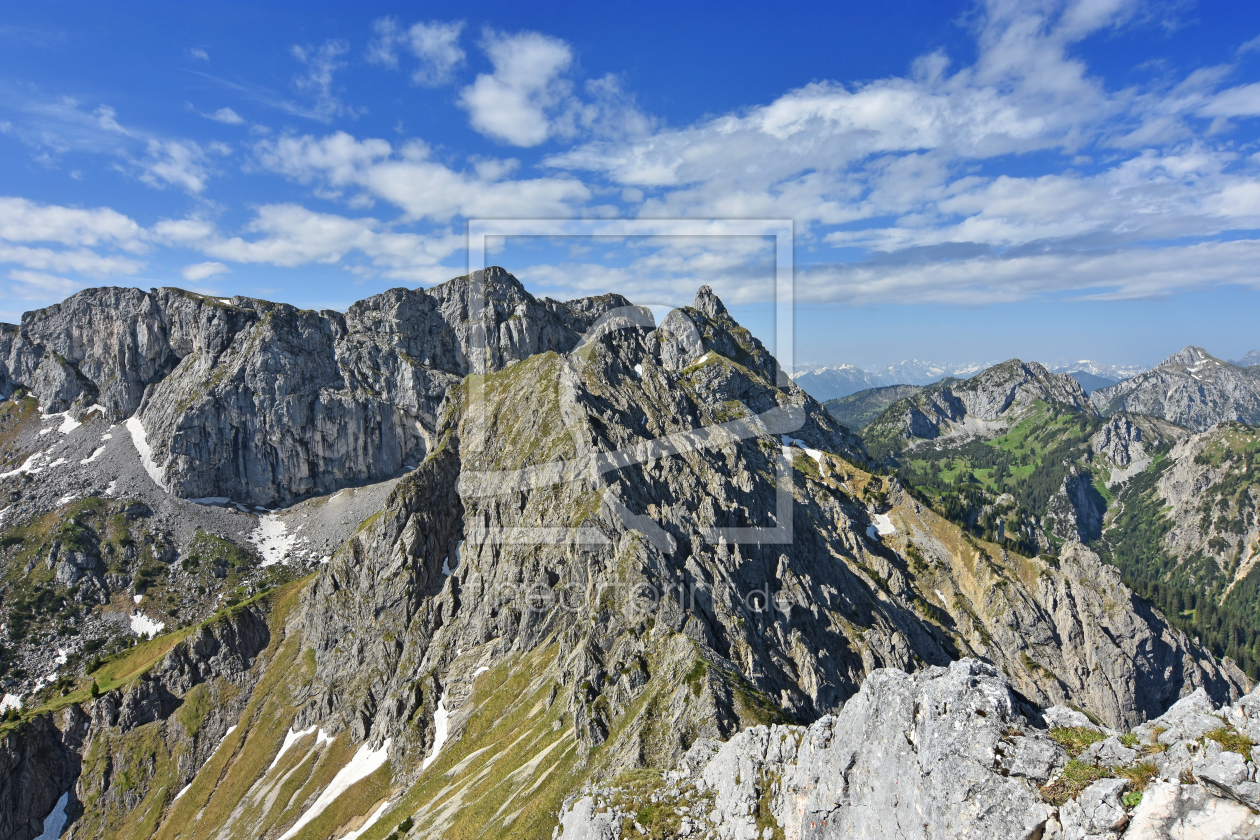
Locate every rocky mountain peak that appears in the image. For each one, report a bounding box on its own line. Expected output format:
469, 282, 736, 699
692, 284, 728, 319
1092, 344, 1260, 431
1159, 345, 1218, 368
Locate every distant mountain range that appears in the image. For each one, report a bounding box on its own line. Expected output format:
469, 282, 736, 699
1235, 349, 1260, 367
794, 357, 1149, 401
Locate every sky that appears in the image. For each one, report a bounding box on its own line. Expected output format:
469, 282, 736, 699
1, 0, 1259, 371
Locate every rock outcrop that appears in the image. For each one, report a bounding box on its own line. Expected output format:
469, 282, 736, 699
559, 659, 1260, 840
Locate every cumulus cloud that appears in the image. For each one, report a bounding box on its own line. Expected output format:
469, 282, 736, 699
155, 204, 464, 281
530, 0, 1260, 309
0, 196, 145, 250
181, 261, 229, 281
207, 107, 244, 124
0, 197, 147, 280
459, 30, 575, 146
136, 139, 218, 193
254, 131, 591, 221
369, 17, 466, 86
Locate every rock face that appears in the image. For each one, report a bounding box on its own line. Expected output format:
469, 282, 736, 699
863, 359, 1093, 457
1091, 346, 1260, 431
700, 660, 1056, 840
0, 268, 631, 505
559, 659, 1260, 840
1115, 422, 1260, 592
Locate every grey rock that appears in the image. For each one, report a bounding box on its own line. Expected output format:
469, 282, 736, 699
1080, 736, 1138, 768
1122, 780, 1259, 839
1059, 777, 1128, 840
702, 660, 1054, 840
1, 269, 634, 506
1044, 706, 1109, 732
1195, 747, 1260, 811
1134, 689, 1225, 746
865, 359, 1094, 452
558, 797, 622, 840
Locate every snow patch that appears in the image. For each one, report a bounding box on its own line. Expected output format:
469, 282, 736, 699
174, 783, 192, 801
55, 648, 68, 666
250, 514, 296, 567
473, 666, 491, 677
80, 445, 106, 465
46, 457, 68, 469
0, 451, 46, 479
56, 493, 76, 506
872, 513, 896, 535
125, 416, 167, 491
268, 725, 318, 773
1, 694, 21, 713
341, 801, 392, 840
133, 594, 143, 604
104, 480, 118, 496
443, 541, 463, 576
632, 363, 643, 379
130, 612, 165, 638
86, 404, 106, 417
781, 436, 825, 468
276, 737, 393, 840
422, 693, 450, 771
34, 791, 69, 840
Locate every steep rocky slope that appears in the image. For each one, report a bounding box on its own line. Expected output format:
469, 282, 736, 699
0, 280, 1250, 840
1100, 422, 1260, 675
1092, 346, 1260, 431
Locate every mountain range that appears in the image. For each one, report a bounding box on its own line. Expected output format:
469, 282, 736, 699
794, 358, 1150, 402
0, 271, 1256, 840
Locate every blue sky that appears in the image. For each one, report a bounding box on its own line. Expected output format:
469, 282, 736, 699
1, 0, 1259, 370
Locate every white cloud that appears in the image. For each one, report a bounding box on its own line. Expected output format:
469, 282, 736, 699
207, 107, 244, 125
181, 261, 229, 281
1239, 33, 1260, 55
155, 204, 464, 281
6, 269, 83, 299
796, 238, 1260, 306
254, 131, 590, 221
459, 30, 575, 146
0, 243, 142, 276
0, 197, 145, 250
137, 139, 215, 193
369, 18, 466, 87
408, 21, 466, 86
290, 40, 359, 122
189, 47, 209, 61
